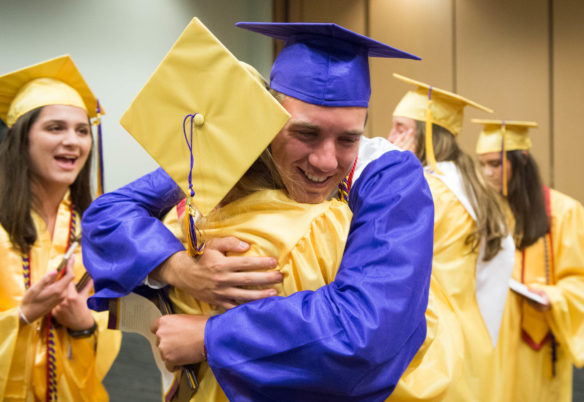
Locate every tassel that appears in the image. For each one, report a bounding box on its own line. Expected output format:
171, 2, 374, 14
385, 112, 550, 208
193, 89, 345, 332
95, 100, 105, 196
501, 121, 507, 196
425, 87, 443, 175
183, 114, 205, 256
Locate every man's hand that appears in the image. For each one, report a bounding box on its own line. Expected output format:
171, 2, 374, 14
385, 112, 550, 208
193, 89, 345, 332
151, 314, 208, 372
151, 237, 282, 309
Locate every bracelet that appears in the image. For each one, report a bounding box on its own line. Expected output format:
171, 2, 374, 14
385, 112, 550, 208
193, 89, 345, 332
18, 306, 32, 325
67, 320, 98, 338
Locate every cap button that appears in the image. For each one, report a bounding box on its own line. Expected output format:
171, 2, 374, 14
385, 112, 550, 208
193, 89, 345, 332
194, 114, 205, 127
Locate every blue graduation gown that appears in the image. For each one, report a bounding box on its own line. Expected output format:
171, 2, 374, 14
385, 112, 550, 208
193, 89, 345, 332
81, 148, 434, 401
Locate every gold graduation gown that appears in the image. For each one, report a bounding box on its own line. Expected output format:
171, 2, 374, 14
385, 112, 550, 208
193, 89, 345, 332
166, 190, 351, 401
496, 189, 584, 402
425, 173, 501, 401
0, 193, 121, 401
165, 189, 463, 402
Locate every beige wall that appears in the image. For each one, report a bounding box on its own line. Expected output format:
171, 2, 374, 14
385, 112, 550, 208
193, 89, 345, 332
278, 0, 584, 204
0, 0, 273, 192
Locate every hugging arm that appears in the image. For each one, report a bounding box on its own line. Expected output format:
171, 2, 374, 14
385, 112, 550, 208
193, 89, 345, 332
205, 150, 434, 401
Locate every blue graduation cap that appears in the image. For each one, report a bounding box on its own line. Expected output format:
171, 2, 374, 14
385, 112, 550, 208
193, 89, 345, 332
236, 22, 421, 107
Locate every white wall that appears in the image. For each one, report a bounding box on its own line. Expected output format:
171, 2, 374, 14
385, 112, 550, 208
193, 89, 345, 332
0, 0, 273, 191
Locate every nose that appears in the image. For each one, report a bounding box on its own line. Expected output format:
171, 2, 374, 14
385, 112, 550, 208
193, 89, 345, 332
61, 128, 80, 148
308, 139, 338, 172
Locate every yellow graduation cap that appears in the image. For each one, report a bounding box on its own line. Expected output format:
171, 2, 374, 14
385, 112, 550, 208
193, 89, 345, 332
0, 55, 101, 128
120, 17, 290, 254
0, 55, 106, 194
473, 119, 538, 196
392, 73, 493, 173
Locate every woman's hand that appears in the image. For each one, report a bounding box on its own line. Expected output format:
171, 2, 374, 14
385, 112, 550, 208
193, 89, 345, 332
150, 314, 209, 372
526, 287, 552, 312
51, 276, 95, 331
388, 127, 417, 153
19, 257, 75, 324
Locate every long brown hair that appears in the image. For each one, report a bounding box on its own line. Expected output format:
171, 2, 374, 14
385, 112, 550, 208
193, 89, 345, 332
0, 107, 94, 254
414, 121, 508, 261
506, 150, 549, 249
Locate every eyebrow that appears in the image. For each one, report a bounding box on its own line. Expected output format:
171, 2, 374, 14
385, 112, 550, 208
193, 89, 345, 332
289, 120, 364, 136
288, 120, 320, 132
42, 119, 90, 127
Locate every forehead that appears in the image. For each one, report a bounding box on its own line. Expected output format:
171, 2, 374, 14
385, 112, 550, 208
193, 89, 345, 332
393, 115, 416, 127
281, 96, 367, 131
36, 104, 89, 124
478, 151, 502, 162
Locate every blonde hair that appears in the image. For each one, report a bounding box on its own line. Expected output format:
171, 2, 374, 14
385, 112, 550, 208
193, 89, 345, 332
415, 121, 508, 261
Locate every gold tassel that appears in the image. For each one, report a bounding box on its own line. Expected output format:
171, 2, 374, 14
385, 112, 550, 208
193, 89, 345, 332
502, 122, 508, 196
425, 89, 443, 175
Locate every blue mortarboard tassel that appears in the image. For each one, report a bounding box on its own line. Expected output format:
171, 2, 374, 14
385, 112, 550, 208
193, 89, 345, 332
95, 100, 105, 195
183, 114, 205, 256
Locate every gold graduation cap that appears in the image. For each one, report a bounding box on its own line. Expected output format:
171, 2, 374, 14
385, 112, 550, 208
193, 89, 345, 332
0, 55, 101, 128
392, 73, 492, 173
120, 17, 290, 250
473, 119, 537, 154
473, 119, 538, 196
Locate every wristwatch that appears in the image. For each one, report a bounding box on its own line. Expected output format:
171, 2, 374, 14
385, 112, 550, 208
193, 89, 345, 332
67, 320, 98, 338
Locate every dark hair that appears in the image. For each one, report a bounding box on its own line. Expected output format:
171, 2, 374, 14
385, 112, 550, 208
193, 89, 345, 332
414, 121, 508, 261
506, 150, 549, 249
0, 107, 94, 254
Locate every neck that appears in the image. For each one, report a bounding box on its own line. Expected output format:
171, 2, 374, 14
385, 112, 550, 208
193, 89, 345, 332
30, 180, 68, 239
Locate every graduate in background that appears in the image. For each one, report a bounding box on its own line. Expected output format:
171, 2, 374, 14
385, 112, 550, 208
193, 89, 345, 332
475, 119, 584, 402
0, 56, 121, 401
388, 74, 515, 401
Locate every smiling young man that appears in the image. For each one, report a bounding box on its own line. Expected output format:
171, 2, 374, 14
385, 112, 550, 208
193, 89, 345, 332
270, 96, 366, 204
82, 22, 435, 401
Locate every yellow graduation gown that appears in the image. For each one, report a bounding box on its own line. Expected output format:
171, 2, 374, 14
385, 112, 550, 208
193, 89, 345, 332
165, 189, 463, 402
496, 189, 584, 402
0, 193, 121, 401
425, 173, 500, 401
166, 190, 351, 401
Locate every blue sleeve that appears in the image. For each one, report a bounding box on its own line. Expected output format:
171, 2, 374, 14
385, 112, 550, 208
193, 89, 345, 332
205, 150, 434, 402
81, 168, 185, 311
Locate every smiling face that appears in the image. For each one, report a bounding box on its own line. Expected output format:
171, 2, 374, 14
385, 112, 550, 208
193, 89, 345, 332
477, 151, 512, 193
28, 105, 92, 194
270, 96, 366, 204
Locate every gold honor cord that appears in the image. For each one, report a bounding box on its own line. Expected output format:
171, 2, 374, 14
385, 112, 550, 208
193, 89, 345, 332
425, 87, 443, 175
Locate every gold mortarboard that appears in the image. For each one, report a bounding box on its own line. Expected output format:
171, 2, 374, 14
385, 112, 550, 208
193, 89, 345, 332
120, 17, 290, 253
473, 119, 537, 154
473, 119, 538, 196
0, 55, 101, 128
392, 73, 493, 174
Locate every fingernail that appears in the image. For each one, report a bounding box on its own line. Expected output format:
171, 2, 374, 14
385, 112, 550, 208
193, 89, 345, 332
238, 241, 249, 250
268, 289, 278, 297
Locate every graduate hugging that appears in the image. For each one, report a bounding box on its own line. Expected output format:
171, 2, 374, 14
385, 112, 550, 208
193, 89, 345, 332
82, 17, 463, 402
